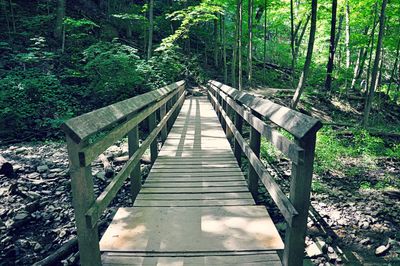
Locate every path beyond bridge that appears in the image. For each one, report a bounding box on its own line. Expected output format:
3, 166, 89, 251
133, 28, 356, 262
62, 80, 322, 265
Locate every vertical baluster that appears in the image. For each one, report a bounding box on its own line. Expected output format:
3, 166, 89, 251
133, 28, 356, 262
234, 111, 243, 165
160, 103, 167, 142
128, 126, 141, 203
247, 110, 261, 200
148, 112, 157, 163
66, 136, 101, 266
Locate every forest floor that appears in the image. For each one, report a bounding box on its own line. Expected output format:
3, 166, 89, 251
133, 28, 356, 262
0, 89, 399, 265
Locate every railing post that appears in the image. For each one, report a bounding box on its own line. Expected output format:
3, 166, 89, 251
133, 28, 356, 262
160, 103, 168, 142
66, 136, 101, 266
128, 126, 141, 203
225, 103, 233, 140
283, 132, 317, 266
248, 110, 261, 200
148, 112, 158, 163
234, 112, 243, 165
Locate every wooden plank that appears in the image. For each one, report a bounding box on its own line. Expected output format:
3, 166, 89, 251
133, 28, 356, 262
84, 92, 186, 228
78, 87, 182, 166
142, 181, 247, 188
62, 80, 184, 143
136, 192, 254, 201
248, 110, 261, 200
150, 168, 243, 173
133, 198, 255, 207
99, 206, 284, 252
208, 91, 298, 226
152, 162, 239, 167
208, 80, 322, 139
102, 251, 282, 265
140, 186, 250, 194
146, 177, 245, 183
147, 172, 245, 178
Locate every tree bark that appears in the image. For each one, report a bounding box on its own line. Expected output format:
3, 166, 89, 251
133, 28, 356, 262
231, 2, 239, 88
290, 0, 317, 109
294, 14, 310, 61
54, 0, 65, 41
147, 0, 154, 60
324, 0, 338, 91
222, 15, 228, 83
350, 26, 370, 91
363, 0, 387, 127
366, 2, 378, 93
387, 37, 400, 96
345, 0, 350, 69
238, 0, 243, 90
214, 19, 219, 67
248, 0, 253, 87
263, 0, 268, 75
290, 0, 295, 87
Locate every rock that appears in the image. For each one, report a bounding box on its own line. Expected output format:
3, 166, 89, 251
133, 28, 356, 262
95, 171, 106, 182
14, 211, 29, 221
327, 251, 338, 262
360, 238, 371, 245
33, 242, 42, 252
37, 165, 49, 173
375, 244, 390, 256
306, 242, 324, 258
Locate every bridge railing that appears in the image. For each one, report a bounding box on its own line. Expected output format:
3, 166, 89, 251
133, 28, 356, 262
61, 81, 185, 265
207, 80, 322, 266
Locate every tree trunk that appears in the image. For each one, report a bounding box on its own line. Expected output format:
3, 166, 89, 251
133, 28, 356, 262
214, 19, 219, 67
231, 1, 239, 88
1, 0, 11, 38
324, 0, 338, 91
345, 0, 350, 69
366, 2, 378, 93
222, 15, 228, 83
54, 0, 65, 40
350, 26, 370, 91
290, 0, 295, 87
294, 14, 310, 61
247, 0, 253, 87
363, 0, 387, 127
147, 0, 154, 60
238, 0, 243, 91
387, 37, 400, 96
9, 0, 16, 33
263, 0, 268, 75
290, 0, 317, 109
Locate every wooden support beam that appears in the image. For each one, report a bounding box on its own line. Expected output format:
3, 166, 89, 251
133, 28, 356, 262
66, 136, 101, 266
148, 112, 158, 163
128, 126, 141, 203
248, 110, 261, 200
160, 103, 167, 142
283, 133, 317, 266
234, 112, 243, 166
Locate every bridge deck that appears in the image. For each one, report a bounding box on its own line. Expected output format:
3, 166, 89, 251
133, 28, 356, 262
100, 96, 284, 265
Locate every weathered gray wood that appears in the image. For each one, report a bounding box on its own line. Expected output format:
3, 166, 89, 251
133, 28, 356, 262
248, 110, 261, 200
102, 251, 282, 265
208, 80, 322, 139
145, 176, 246, 182
136, 192, 254, 201
65, 136, 101, 266
143, 180, 247, 188
150, 167, 243, 173
100, 206, 284, 252
140, 186, 250, 194
78, 87, 182, 166
85, 92, 186, 228
234, 111, 243, 165
210, 85, 305, 164
128, 126, 141, 202
160, 103, 167, 142
148, 112, 158, 163
283, 132, 317, 266
147, 172, 245, 178
134, 198, 254, 207
208, 91, 298, 225
62, 81, 184, 143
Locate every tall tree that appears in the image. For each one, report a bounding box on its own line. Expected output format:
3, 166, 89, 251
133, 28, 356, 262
324, 0, 338, 91
263, 0, 267, 74
222, 14, 228, 83
387, 37, 400, 96
345, 0, 350, 69
147, 0, 154, 60
248, 0, 253, 86
54, 0, 65, 41
290, 0, 295, 87
238, 0, 243, 90
363, 0, 388, 127
290, 0, 317, 109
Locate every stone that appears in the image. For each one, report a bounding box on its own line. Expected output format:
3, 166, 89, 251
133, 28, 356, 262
306, 242, 324, 258
360, 238, 371, 245
33, 242, 42, 252
37, 165, 49, 173
14, 211, 29, 221
375, 245, 390, 256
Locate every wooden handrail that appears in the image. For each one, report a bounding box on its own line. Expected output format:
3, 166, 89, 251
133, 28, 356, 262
62, 81, 186, 265
206, 80, 322, 266
208, 80, 322, 139
62, 80, 185, 143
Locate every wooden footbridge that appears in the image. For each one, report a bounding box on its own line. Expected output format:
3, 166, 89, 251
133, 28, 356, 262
62, 80, 322, 266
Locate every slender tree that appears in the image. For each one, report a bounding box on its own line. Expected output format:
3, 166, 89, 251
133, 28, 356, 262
147, 0, 154, 60
238, 0, 243, 90
263, 0, 267, 74
345, 0, 351, 69
324, 0, 338, 91
248, 0, 253, 87
214, 18, 219, 67
387, 37, 400, 96
363, 0, 388, 127
54, 0, 65, 41
222, 14, 228, 83
290, 0, 295, 87
291, 0, 317, 109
